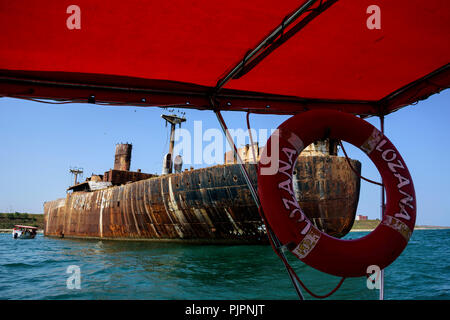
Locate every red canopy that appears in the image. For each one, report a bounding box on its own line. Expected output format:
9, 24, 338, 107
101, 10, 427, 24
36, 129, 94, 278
0, 0, 449, 115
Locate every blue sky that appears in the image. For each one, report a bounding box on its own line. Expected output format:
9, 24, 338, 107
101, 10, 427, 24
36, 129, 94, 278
0, 89, 449, 226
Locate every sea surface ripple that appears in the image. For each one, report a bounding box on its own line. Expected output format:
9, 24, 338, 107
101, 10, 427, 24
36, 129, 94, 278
0, 229, 449, 300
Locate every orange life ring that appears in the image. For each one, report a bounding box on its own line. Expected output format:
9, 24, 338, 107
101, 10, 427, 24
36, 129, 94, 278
258, 110, 416, 277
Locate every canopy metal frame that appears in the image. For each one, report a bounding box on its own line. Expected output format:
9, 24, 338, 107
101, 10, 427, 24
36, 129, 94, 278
211, 0, 339, 300
210, 0, 395, 299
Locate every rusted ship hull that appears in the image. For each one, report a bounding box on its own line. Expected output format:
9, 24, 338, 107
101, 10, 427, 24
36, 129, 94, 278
44, 156, 361, 243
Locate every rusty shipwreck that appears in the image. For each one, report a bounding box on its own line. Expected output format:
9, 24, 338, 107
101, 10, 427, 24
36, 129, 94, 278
44, 115, 361, 243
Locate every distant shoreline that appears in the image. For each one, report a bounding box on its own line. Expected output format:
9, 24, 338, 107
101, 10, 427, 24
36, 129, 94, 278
350, 226, 450, 232
349, 219, 450, 232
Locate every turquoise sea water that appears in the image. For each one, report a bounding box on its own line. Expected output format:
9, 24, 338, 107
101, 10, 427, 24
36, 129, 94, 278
0, 229, 449, 300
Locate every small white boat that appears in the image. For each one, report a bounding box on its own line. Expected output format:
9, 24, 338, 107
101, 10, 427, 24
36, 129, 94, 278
12, 225, 38, 239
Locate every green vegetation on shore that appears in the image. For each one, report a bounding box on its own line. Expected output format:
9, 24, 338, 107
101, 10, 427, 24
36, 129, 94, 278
351, 219, 381, 230
0, 212, 44, 229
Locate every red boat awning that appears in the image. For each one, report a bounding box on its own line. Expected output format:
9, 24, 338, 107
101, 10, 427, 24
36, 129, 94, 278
0, 0, 449, 115
14, 225, 38, 230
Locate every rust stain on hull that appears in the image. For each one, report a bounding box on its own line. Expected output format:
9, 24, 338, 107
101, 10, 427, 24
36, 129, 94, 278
44, 156, 361, 242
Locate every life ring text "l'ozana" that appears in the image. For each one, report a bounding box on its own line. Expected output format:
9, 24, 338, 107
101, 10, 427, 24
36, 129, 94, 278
257, 109, 416, 277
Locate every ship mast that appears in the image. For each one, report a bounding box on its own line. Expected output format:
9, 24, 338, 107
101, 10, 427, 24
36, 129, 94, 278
69, 167, 83, 186
161, 112, 186, 174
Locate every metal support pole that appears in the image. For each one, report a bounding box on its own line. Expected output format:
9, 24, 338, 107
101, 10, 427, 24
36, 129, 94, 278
214, 109, 305, 300
379, 115, 385, 300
